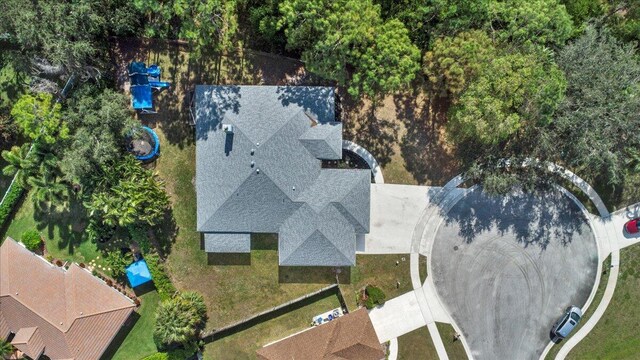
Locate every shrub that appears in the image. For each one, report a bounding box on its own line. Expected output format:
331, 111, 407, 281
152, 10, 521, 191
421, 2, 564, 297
146, 253, 176, 300
0, 184, 24, 228
20, 229, 42, 252
143, 348, 196, 360
153, 292, 207, 350
364, 285, 386, 309
55, 259, 63, 267
128, 224, 151, 253
105, 250, 132, 279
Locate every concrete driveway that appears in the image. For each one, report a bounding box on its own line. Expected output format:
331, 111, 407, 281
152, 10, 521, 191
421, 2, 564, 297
431, 189, 598, 360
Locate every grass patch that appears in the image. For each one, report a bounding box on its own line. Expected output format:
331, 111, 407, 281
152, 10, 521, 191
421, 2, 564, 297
397, 326, 438, 359
3, 192, 105, 266
111, 290, 161, 360
203, 293, 341, 359
545, 256, 611, 360
567, 245, 640, 359
437, 322, 468, 360
419, 254, 428, 283
341, 254, 412, 310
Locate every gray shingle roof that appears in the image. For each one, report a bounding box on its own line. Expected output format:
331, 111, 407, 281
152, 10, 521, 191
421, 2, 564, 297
196, 86, 370, 266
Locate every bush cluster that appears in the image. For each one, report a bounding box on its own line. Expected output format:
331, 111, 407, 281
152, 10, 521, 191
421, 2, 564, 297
20, 229, 42, 252
142, 348, 195, 360
146, 253, 176, 300
364, 285, 386, 309
0, 184, 23, 228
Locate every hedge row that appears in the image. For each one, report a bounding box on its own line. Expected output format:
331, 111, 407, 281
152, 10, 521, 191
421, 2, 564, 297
0, 183, 24, 229
142, 348, 194, 360
145, 252, 177, 301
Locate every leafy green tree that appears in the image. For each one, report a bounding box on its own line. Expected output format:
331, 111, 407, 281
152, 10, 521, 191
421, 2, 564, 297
448, 52, 566, 145
61, 88, 138, 187
21, 229, 42, 252
105, 250, 133, 278
153, 291, 207, 350
280, 0, 382, 85
423, 30, 496, 98
11, 93, 68, 144
1, 144, 36, 187
279, 0, 419, 98
561, 0, 604, 26
363, 285, 386, 309
133, 0, 238, 55
490, 0, 574, 47
0, 113, 17, 143
85, 155, 170, 228
552, 25, 640, 186
604, 0, 640, 44
350, 19, 420, 98
0, 0, 141, 70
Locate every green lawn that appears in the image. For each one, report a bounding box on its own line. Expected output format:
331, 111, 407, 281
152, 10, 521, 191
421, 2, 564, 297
341, 254, 413, 310
397, 326, 438, 359
3, 192, 104, 266
567, 244, 640, 359
545, 256, 611, 360
437, 323, 468, 360
203, 293, 341, 359
110, 290, 161, 360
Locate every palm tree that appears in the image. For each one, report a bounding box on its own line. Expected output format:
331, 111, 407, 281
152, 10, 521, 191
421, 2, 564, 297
27, 173, 68, 211
153, 291, 207, 350
0, 340, 14, 359
1, 143, 34, 187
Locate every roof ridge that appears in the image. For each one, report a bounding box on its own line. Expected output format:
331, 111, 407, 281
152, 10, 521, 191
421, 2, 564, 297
260, 109, 307, 150
65, 304, 136, 331
0, 295, 69, 332
324, 320, 343, 357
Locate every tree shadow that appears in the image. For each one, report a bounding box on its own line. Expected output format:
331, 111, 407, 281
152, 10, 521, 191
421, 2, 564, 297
100, 311, 141, 360
341, 96, 398, 167
32, 196, 88, 256
275, 86, 336, 122
394, 93, 460, 185
278, 266, 351, 284
439, 188, 587, 250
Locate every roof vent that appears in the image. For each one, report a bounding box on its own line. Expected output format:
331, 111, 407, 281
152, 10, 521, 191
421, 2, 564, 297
250, 161, 255, 167
251, 148, 255, 155
292, 186, 296, 191
256, 142, 260, 147
223, 124, 234, 134
256, 168, 260, 174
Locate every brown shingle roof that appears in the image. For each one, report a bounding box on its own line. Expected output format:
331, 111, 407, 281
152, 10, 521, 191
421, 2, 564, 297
0, 238, 135, 360
11, 327, 45, 359
256, 309, 385, 360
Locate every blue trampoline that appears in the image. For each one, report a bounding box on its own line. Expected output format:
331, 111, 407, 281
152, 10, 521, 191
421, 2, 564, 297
128, 126, 160, 161
126, 259, 153, 288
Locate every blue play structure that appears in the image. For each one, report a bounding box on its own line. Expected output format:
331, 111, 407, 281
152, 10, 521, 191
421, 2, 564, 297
128, 61, 171, 114
126, 259, 153, 288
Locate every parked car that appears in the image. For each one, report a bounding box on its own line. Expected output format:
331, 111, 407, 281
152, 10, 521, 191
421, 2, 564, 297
552, 306, 582, 339
624, 218, 640, 234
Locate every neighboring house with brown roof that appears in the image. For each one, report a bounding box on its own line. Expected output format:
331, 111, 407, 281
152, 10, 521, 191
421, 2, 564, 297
256, 309, 385, 360
0, 237, 136, 360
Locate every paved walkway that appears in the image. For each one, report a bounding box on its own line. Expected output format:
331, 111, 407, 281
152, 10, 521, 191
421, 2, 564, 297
368, 291, 427, 342
343, 140, 384, 183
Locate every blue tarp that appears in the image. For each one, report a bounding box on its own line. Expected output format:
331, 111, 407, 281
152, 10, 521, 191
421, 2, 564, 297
131, 85, 153, 110
126, 259, 153, 288
128, 61, 148, 75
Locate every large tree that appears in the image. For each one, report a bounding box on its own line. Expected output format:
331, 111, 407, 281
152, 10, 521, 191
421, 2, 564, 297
423, 30, 496, 98
0, 0, 140, 70
447, 52, 566, 145
491, 0, 574, 47
551, 25, 640, 186
133, 0, 238, 55
10, 93, 68, 145
60, 88, 138, 186
153, 291, 207, 350
350, 19, 421, 98
278, 0, 419, 97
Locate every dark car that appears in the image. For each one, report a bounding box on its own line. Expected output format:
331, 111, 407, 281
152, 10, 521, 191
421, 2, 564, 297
552, 306, 582, 340
624, 218, 640, 234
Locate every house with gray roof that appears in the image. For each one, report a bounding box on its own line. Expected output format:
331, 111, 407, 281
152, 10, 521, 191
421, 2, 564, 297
195, 86, 370, 266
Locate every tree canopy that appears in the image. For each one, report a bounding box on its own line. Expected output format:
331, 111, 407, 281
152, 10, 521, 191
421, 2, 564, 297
154, 291, 208, 350
11, 93, 68, 144
60, 88, 138, 187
